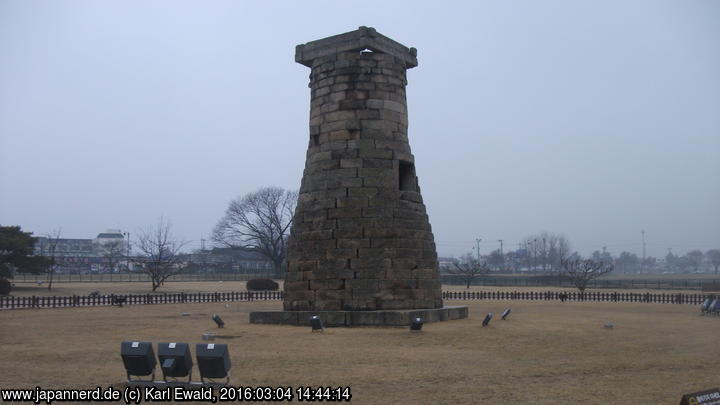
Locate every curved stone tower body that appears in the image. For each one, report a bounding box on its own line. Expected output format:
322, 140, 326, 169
284, 27, 443, 312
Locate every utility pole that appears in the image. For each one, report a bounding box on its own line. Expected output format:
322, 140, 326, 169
498, 239, 504, 272
641, 229, 646, 274
475, 238, 482, 262
201, 238, 206, 251
123, 231, 131, 272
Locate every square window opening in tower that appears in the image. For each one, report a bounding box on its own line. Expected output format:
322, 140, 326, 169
399, 160, 417, 192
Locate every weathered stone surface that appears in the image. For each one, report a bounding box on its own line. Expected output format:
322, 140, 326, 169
295, 27, 418, 69
283, 27, 445, 313
250, 310, 299, 325
250, 307, 468, 326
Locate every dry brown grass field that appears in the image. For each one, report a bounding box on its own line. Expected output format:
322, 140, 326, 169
1, 297, 718, 404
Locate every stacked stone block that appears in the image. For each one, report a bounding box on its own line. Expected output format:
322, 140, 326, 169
284, 27, 443, 312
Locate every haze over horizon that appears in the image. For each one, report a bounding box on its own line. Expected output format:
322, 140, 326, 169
1, 1, 718, 259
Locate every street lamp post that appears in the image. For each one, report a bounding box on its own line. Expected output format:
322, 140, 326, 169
123, 231, 131, 274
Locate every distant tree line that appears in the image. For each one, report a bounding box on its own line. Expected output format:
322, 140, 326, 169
445, 231, 720, 278
478, 231, 572, 273
5, 201, 720, 295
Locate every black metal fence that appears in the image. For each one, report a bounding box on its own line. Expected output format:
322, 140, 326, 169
0, 291, 282, 310
1, 290, 713, 310
441, 290, 713, 305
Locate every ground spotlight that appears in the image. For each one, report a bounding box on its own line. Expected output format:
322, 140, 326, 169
310, 315, 324, 332
501, 308, 511, 320
157, 342, 193, 383
700, 298, 712, 314
212, 314, 225, 328
482, 313, 493, 327
410, 317, 423, 331
711, 299, 720, 315
196, 343, 232, 384
120, 341, 156, 382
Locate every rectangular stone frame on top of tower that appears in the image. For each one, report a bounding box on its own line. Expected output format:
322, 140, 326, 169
250, 27, 467, 326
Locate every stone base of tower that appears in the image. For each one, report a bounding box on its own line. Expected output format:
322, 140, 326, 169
249, 306, 468, 327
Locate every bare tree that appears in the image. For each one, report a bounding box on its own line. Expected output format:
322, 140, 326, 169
40, 229, 62, 291
686, 250, 704, 272
707, 249, 720, 275
520, 232, 571, 273
504, 250, 522, 274
212, 187, 297, 278
545, 233, 571, 272
134, 217, 186, 291
615, 251, 639, 274
520, 237, 540, 271
101, 240, 126, 276
486, 249, 504, 271
665, 250, 677, 272
193, 249, 213, 274
641, 256, 657, 273
449, 253, 489, 289
560, 257, 614, 292
674, 255, 693, 273
591, 249, 614, 264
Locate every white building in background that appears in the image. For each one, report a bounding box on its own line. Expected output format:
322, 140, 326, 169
34, 229, 129, 273
95, 229, 125, 247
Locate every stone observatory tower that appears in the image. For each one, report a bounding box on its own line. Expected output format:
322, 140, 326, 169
251, 27, 467, 326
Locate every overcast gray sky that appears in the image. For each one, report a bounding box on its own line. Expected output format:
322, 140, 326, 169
1, 0, 718, 258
